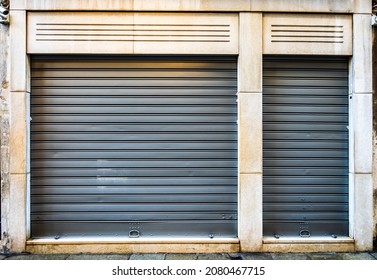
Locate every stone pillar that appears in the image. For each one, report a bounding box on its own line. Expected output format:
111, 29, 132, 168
238, 12, 263, 252
372, 1, 377, 248
7, 10, 28, 252
0, 5, 10, 253
351, 12, 374, 251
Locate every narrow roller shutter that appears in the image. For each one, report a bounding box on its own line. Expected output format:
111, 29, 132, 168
31, 55, 238, 238
263, 56, 349, 238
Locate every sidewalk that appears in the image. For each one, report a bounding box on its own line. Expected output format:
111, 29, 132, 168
1, 252, 377, 260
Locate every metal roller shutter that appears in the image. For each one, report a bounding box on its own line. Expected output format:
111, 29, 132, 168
263, 56, 349, 238
31, 55, 238, 239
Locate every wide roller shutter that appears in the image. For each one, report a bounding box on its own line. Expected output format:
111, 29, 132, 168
31, 55, 238, 239
263, 56, 349, 238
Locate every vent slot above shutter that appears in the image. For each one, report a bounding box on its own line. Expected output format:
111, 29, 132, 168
27, 13, 239, 54
270, 24, 344, 44
263, 14, 352, 55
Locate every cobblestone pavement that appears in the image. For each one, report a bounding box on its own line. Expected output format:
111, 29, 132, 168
0, 252, 376, 260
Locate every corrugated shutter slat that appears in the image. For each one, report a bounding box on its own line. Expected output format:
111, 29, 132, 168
31, 55, 238, 239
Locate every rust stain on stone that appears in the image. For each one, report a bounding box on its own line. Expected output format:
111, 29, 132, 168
2, 80, 8, 89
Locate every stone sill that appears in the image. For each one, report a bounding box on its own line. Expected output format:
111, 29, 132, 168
27, 237, 240, 245
263, 237, 354, 244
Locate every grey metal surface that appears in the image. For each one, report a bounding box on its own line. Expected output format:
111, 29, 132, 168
263, 56, 349, 237
30, 55, 238, 238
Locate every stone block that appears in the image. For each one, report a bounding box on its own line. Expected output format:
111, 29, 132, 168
250, 0, 353, 13
271, 253, 310, 260
67, 254, 130, 260
354, 0, 372, 14
165, 254, 197, 260
239, 174, 263, 252
353, 173, 374, 251
352, 93, 373, 173
242, 253, 273, 260
238, 93, 262, 174
5, 254, 68, 260
15, 0, 133, 10
10, 11, 27, 92
129, 254, 165, 260
197, 253, 231, 260
10, 0, 26, 10
238, 13, 262, 92
7, 174, 27, 252
133, 0, 250, 11
309, 253, 344, 260
9, 92, 27, 174
353, 14, 372, 93
340, 253, 376, 260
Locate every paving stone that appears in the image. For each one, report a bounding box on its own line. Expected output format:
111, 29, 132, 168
5, 254, 69, 260
67, 254, 130, 260
370, 252, 377, 259
165, 254, 197, 260
271, 253, 310, 260
309, 253, 343, 260
197, 254, 231, 260
228, 253, 244, 260
129, 254, 165, 260
242, 253, 273, 260
339, 253, 376, 260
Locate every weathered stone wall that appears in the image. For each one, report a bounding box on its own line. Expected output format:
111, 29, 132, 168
373, 0, 377, 249
0, 0, 10, 253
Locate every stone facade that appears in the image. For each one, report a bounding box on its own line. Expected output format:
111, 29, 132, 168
373, 0, 377, 248
0, 0, 375, 253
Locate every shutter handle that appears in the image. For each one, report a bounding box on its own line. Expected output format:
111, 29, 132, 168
129, 230, 140, 238
300, 230, 311, 238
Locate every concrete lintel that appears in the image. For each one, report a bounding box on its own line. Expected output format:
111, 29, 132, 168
11, 0, 355, 13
